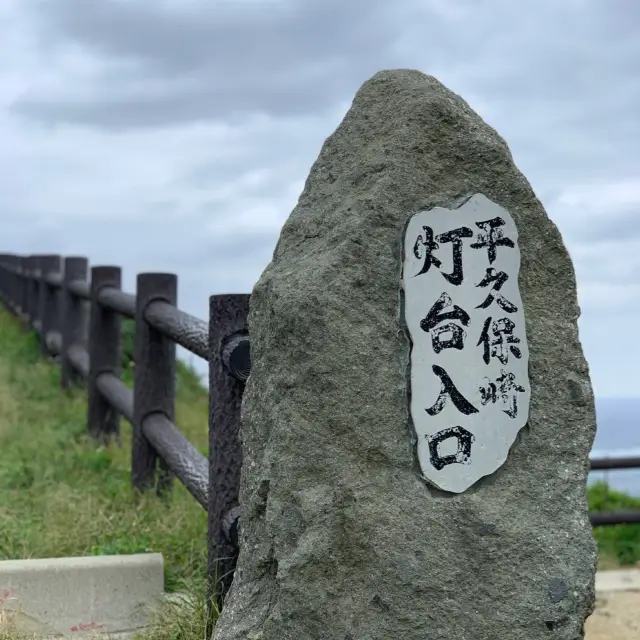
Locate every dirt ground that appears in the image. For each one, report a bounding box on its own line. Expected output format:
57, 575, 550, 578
585, 591, 640, 639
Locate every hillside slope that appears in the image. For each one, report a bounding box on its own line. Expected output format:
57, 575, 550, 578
0, 304, 209, 593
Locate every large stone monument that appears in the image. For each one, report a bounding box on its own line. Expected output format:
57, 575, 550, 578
212, 70, 597, 639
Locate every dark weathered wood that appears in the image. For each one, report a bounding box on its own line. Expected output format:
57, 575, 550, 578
68, 343, 90, 379
221, 334, 251, 382
96, 372, 134, 424
0, 254, 6, 302
33, 261, 43, 329
38, 255, 62, 356
45, 272, 63, 288
590, 510, 640, 526
144, 300, 209, 360
26, 255, 40, 328
19, 256, 29, 320
98, 287, 136, 319
47, 330, 62, 355
207, 293, 250, 610
10, 254, 21, 316
132, 273, 177, 495
141, 413, 209, 509
2, 254, 18, 313
589, 455, 640, 471
68, 279, 90, 300
1, 255, 19, 314
12, 254, 21, 315
61, 257, 89, 390
0, 255, 10, 309
87, 266, 122, 444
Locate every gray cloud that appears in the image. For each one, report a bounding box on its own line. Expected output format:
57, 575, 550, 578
11, 0, 639, 198
14, 0, 405, 129
1, 0, 639, 400
570, 209, 640, 244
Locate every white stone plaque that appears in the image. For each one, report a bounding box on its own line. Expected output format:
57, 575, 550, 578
402, 193, 530, 493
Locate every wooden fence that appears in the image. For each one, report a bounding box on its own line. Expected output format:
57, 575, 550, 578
0, 252, 639, 607
0, 252, 246, 610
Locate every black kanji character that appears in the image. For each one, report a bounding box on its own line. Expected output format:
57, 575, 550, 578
427, 426, 475, 471
479, 369, 526, 419
420, 292, 471, 353
435, 226, 474, 286
477, 316, 522, 365
470, 217, 515, 264
426, 365, 479, 416
475, 268, 518, 313
413, 226, 441, 277
412, 225, 473, 285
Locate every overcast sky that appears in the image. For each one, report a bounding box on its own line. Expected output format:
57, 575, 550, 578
1, 0, 638, 399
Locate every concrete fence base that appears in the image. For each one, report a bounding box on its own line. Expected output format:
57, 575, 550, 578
595, 568, 640, 593
0, 553, 164, 638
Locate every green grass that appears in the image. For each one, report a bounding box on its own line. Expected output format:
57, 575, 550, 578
589, 481, 640, 569
0, 304, 213, 638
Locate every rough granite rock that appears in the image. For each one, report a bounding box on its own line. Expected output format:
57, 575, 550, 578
212, 69, 598, 640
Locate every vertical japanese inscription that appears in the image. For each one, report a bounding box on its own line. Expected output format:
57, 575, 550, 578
402, 193, 530, 493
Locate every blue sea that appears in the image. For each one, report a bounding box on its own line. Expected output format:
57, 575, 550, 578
590, 397, 640, 497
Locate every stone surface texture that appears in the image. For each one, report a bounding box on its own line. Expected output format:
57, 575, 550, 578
212, 69, 598, 640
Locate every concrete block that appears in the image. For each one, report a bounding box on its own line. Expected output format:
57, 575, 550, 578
0, 553, 164, 638
595, 568, 640, 593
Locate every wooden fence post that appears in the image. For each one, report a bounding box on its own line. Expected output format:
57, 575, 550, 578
24, 255, 32, 322
87, 266, 122, 444
0, 254, 15, 312
19, 256, 29, 322
13, 255, 24, 317
38, 254, 62, 356
61, 257, 89, 390
0, 254, 9, 307
132, 273, 177, 495
27, 255, 40, 329
16, 255, 23, 314
4, 254, 16, 312
11, 254, 21, 315
207, 293, 250, 612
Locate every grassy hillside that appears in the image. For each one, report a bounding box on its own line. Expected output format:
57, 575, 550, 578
0, 304, 209, 594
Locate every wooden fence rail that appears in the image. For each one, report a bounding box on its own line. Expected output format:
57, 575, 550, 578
0, 252, 248, 610
0, 251, 639, 611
